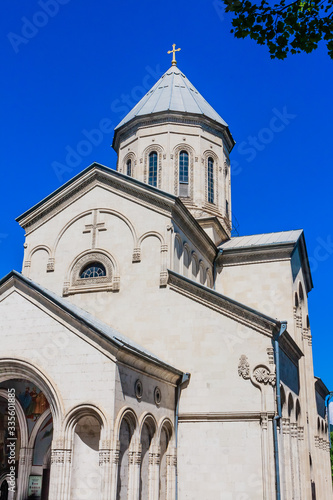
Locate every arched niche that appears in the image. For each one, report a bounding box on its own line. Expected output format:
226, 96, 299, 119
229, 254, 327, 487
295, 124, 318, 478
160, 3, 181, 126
199, 261, 206, 285
116, 410, 137, 500
288, 393, 294, 419
158, 419, 174, 500
183, 244, 191, 278
70, 415, 101, 499
298, 282, 304, 302
295, 399, 301, 424
29, 247, 50, 280
280, 385, 287, 417
191, 252, 199, 279
174, 234, 183, 274
139, 415, 156, 500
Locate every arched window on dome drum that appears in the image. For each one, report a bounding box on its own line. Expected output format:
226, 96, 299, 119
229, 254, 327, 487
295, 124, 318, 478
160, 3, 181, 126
126, 159, 132, 177
80, 262, 106, 279
179, 151, 189, 197
148, 152, 158, 187
207, 157, 214, 203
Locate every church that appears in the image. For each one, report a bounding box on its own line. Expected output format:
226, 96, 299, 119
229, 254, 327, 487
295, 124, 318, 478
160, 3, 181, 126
0, 47, 332, 500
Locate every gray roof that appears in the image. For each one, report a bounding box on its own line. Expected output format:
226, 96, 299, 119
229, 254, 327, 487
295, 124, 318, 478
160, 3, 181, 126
115, 65, 228, 130
1, 270, 182, 376
220, 230, 303, 250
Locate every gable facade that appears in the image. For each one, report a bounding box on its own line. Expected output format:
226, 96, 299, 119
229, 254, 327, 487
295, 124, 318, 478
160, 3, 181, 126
0, 63, 331, 500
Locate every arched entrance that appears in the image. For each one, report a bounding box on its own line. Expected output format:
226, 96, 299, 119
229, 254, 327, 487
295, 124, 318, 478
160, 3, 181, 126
0, 479, 8, 500
0, 378, 54, 500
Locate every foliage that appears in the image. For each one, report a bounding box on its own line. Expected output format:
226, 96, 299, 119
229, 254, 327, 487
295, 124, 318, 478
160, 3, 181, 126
221, 0, 333, 59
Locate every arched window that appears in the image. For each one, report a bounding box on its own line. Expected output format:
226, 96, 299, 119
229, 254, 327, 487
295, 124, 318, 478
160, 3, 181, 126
126, 159, 132, 177
80, 262, 106, 278
148, 152, 158, 187
207, 157, 214, 203
179, 151, 189, 197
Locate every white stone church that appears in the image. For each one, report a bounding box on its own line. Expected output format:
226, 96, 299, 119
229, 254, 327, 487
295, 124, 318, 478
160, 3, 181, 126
0, 54, 332, 500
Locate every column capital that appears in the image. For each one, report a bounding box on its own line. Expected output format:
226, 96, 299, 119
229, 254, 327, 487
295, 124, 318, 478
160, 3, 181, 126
51, 449, 72, 465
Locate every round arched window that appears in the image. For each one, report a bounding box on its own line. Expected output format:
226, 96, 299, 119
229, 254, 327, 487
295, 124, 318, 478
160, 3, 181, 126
80, 262, 106, 279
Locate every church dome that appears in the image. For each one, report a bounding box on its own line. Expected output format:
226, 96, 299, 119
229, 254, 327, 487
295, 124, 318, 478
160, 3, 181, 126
112, 61, 235, 241
114, 65, 229, 131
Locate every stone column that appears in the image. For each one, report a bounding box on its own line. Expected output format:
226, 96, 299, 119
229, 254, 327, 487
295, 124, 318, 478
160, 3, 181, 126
260, 413, 272, 500
128, 443, 141, 500
282, 417, 293, 498
110, 443, 120, 500
160, 244, 168, 287
99, 449, 113, 500
166, 447, 177, 500
48, 448, 72, 500
297, 426, 306, 499
148, 446, 160, 500
290, 423, 300, 499
16, 447, 33, 500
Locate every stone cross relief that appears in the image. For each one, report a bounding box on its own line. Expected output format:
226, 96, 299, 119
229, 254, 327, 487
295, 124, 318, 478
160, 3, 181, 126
83, 210, 107, 249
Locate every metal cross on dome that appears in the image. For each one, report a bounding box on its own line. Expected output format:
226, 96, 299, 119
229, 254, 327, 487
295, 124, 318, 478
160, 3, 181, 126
167, 44, 181, 66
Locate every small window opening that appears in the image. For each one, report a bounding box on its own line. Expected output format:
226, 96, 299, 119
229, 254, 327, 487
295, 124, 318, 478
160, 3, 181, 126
148, 152, 158, 187
126, 159, 132, 176
207, 157, 214, 203
80, 262, 106, 279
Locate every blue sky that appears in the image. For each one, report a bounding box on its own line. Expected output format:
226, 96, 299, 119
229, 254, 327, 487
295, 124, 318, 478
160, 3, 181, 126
1, 0, 332, 391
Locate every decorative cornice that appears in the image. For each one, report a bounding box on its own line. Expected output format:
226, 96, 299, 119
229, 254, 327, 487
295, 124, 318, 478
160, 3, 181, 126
220, 244, 294, 267
112, 111, 235, 153
178, 411, 275, 422
168, 270, 280, 336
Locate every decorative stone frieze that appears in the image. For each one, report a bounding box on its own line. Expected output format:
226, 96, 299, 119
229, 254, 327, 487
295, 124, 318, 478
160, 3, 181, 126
132, 247, 141, 263
302, 330, 312, 346
112, 448, 120, 464
267, 347, 274, 365
290, 423, 298, 438
260, 413, 269, 431
297, 426, 304, 440
51, 449, 72, 464
166, 455, 177, 467
282, 417, 290, 434
47, 258, 55, 272
160, 271, 168, 288
253, 367, 276, 386
238, 354, 276, 388
129, 450, 141, 465
99, 450, 111, 465
149, 452, 160, 465
238, 355, 250, 380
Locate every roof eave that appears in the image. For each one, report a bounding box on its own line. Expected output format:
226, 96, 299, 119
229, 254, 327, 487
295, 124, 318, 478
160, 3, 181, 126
0, 271, 184, 384
112, 110, 235, 153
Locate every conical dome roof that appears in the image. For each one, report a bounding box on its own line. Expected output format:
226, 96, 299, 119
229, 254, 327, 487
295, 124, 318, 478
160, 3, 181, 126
115, 65, 228, 130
